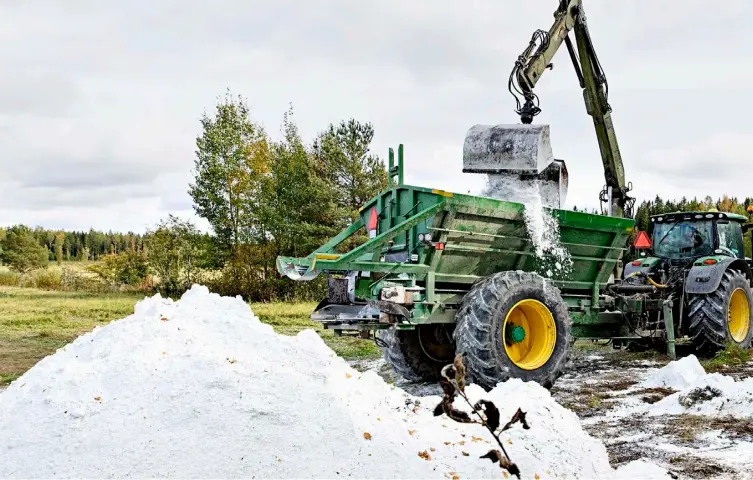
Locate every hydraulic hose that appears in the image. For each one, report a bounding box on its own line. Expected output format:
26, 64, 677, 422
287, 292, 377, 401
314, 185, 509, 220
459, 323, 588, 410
623, 270, 670, 289
646, 277, 670, 289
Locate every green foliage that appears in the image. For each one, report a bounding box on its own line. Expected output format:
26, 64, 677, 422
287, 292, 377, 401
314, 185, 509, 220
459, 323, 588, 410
53, 232, 64, 265
633, 195, 753, 232
59, 267, 108, 293
312, 119, 388, 218
87, 250, 149, 287
0, 270, 20, 286
187, 92, 388, 301
19, 268, 63, 290
262, 107, 345, 256
0, 265, 111, 292
700, 342, 753, 372
0, 225, 49, 273
189, 89, 270, 255
0, 226, 144, 262
147, 215, 205, 296
570, 205, 599, 214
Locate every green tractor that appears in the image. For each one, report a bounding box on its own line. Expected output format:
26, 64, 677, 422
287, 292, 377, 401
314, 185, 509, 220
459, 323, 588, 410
621, 211, 753, 353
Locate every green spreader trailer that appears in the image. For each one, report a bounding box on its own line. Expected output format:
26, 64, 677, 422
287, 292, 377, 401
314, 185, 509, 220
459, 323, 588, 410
277, 146, 638, 389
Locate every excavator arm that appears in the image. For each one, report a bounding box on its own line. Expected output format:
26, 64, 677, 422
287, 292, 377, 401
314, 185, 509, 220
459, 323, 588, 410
508, 0, 634, 218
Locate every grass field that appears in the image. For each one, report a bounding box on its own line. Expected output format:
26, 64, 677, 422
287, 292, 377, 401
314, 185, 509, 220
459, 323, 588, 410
0, 286, 381, 386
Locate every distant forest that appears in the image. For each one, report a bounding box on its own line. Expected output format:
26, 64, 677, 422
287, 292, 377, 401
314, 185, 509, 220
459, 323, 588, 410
0, 227, 148, 262
5, 194, 751, 263
631, 195, 753, 232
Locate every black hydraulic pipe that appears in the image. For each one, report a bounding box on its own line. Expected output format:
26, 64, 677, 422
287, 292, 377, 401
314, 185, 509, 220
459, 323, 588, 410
609, 284, 656, 294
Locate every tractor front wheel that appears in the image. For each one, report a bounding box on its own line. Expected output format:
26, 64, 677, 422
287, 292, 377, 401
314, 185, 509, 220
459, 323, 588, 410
687, 268, 753, 353
378, 324, 456, 382
453, 270, 572, 390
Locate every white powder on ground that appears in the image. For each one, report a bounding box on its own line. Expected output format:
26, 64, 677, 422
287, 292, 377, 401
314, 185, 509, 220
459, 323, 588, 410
613, 460, 671, 479
635, 354, 753, 418
482, 175, 573, 279
0, 286, 666, 479
649, 372, 753, 418
640, 354, 706, 390
607, 354, 753, 421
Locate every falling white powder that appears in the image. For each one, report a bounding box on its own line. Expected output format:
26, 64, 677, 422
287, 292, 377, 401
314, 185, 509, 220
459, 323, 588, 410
482, 174, 573, 279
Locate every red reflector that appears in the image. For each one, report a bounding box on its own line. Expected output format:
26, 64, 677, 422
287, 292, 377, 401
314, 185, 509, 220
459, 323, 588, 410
703, 259, 717, 265
435, 242, 445, 250
634, 231, 652, 249
366, 208, 378, 231
631, 261, 641, 266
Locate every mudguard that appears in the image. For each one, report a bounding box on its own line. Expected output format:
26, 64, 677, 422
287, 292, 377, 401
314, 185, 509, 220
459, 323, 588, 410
684, 257, 753, 295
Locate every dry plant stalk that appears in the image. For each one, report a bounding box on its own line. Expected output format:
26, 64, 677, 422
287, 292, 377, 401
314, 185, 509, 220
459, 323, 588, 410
433, 353, 527, 479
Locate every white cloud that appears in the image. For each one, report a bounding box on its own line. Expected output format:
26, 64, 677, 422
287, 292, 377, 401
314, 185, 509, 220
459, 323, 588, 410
1, 0, 752, 232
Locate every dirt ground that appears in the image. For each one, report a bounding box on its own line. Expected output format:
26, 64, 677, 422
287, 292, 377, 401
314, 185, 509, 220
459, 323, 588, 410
549, 344, 753, 479
364, 341, 753, 479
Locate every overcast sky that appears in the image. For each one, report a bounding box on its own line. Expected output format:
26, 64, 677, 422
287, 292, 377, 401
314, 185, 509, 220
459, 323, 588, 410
1, 0, 752, 233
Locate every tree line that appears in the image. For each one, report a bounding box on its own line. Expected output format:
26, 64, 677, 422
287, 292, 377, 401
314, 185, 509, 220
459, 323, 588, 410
632, 195, 753, 232
0, 226, 147, 263
626, 195, 753, 259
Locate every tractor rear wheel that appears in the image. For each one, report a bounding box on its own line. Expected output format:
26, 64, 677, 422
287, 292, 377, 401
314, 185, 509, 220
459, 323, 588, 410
687, 268, 753, 352
378, 324, 455, 382
453, 270, 572, 390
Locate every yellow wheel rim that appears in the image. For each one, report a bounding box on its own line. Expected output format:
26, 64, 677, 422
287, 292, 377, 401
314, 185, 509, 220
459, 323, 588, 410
728, 288, 751, 343
502, 299, 557, 370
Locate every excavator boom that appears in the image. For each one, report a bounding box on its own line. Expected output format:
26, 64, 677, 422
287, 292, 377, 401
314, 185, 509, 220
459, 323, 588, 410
509, 0, 634, 218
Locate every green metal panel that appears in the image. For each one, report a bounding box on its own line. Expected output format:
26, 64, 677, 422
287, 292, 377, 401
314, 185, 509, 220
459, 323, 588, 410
424, 190, 634, 294
277, 183, 635, 298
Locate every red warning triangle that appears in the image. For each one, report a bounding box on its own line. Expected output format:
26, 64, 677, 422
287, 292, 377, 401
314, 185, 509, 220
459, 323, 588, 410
634, 230, 652, 249
367, 208, 378, 231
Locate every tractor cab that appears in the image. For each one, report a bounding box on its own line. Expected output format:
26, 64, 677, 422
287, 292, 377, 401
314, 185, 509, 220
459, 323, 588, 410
646, 211, 747, 261
624, 210, 750, 283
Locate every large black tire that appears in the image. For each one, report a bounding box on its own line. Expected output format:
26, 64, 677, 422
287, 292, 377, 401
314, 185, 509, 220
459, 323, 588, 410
453, 270, 572, 390
687, 268, 753, 353
378, 324, 455, 382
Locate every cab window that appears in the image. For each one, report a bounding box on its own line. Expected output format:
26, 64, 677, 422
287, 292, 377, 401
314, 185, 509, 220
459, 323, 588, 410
717, 220, 744, 258
652, 220, 714, 259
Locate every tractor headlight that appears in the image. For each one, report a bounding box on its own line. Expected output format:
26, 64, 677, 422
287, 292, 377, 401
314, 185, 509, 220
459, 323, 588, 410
425, 233, 432, 242
418, 233, 425, 242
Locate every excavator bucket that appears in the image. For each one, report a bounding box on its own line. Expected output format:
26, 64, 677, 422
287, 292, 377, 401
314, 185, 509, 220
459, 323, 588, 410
462, 124, 554, 174
463, 123, 568, 208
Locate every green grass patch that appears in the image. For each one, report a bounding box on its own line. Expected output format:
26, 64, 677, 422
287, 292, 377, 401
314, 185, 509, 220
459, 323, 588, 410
571, 339, 613, 352
0, 286, 143, 385
700, 342, 753, 372
0, 288, 381, 387
250, 302, 382, 361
